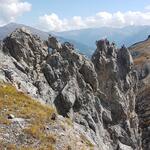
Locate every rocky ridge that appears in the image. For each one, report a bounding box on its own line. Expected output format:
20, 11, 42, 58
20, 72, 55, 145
0, 28, 142, 149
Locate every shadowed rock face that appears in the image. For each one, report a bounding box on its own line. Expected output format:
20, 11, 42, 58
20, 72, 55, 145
136, 87, 150, 150
92, 39, 141, 149
129, 37, 150, 150
3, 27, 48, 66
1, 28, 55, 104
92, 40, 137, 121
0, 29, 142, 150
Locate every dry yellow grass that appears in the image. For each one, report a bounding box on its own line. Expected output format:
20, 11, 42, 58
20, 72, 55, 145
24, 124, 56, 144
0, 83, 55, 123
134, 52, 150, 65
0, 116, 10, 125
0, 83, 56, 149
0, 83, 91, 150
130, 39, 150, 52
130, 39, 150, 66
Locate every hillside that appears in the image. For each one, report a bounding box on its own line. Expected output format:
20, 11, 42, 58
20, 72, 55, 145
129, 37, 150, 79
130, 37, 150, 65
0, 83, 93, 150
129, 37, 150, 150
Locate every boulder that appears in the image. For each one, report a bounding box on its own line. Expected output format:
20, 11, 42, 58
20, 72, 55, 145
47, 35, 62, 50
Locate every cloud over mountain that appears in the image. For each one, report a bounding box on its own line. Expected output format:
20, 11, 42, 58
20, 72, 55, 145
38, 9, 150, 32
0, 0, 31, 26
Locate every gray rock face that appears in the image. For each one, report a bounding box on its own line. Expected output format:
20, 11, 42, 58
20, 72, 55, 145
1, 27, 55, 104
0, 29, 142, 149
3, 27, 48, 66
54, 78, 79, 116
47, 35, 62, 50
136, 87, 150, 150
92, 39, 141, 149
134, 64, 150, 150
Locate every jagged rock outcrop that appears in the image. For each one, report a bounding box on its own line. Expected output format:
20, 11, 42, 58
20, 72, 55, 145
3, 27, 48, 66
91, 39, 141, 149
0, 29, 142, 149
1, 27, 55, 104
92, 40, 137, 121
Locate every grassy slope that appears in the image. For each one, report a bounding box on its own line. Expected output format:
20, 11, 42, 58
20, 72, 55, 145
129, 39, 150, 65
0, 82, 94, 150
0, 82, 56, 149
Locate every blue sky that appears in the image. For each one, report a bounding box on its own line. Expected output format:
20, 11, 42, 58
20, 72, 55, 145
1, 0, 150, 31
27, 0, 150, 16
21, 0, 150, 24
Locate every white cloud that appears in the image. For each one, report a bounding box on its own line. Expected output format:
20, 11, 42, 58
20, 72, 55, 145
39, 13, 68, 32
145, 5, 150, 10
0, 0, 31, 26
38, 10, 150, 32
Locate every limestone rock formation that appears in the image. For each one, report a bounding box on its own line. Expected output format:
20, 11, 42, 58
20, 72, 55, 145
0, 28, 142, 150
92, 39, 141, 150
1, 27, 55, 104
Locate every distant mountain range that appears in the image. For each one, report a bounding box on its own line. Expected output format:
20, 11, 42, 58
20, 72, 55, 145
0, 23, 93, 56
1, 23, 150, 56
55, 26, 150, 48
